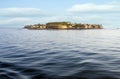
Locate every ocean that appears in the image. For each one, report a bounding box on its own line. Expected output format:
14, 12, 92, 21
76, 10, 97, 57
0, 29, 120, 79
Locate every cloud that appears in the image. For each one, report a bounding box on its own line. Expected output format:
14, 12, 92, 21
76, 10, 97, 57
0, 15, 119, 28
0, 18, 32, 27
0, 2, 120, 28
67, 3, 120, 13
0, 8, 43, 17
1, 18, 30, 23
66, 2, 120, 28
0, 15, 106, 27
0, 16, 68, 26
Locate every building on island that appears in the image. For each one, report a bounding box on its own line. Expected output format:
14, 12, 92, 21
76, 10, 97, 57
46, 22, 73, 29
73, 24, 103, 29
24, 24, 46, 29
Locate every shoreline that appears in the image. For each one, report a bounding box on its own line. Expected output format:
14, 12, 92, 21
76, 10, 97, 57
24, 22, 103, 30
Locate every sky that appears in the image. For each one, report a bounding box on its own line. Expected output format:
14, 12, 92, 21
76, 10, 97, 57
0, 0, 120, 28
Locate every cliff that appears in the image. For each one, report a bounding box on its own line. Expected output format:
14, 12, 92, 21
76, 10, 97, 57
24, 22, 103, 30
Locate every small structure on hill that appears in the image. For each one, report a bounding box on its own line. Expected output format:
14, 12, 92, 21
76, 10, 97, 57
46, 22, 73, 29
73, 24, 103, 29
24, 24, 46, 30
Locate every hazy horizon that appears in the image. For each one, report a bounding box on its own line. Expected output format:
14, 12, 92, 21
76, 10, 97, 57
0, 0, 120, 28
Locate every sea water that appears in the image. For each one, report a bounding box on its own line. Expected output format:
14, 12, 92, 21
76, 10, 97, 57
0, 29, 120, 79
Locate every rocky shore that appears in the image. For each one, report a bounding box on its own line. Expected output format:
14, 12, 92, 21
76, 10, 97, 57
24, 22, 103, 30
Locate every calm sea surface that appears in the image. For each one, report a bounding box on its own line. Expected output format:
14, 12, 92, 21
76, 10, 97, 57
0, 29, 120, 79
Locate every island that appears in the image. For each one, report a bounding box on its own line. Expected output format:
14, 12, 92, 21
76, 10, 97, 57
24, 22, 103, 30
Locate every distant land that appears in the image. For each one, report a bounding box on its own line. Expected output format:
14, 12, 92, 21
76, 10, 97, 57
24, 22, 103, 30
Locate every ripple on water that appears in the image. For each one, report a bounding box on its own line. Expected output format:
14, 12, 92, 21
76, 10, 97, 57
0, 29, 120, 79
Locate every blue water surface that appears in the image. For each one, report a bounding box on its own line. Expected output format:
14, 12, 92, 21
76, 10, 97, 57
0, 29, 120, 79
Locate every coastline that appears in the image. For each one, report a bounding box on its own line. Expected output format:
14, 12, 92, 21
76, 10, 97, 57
24, 22, 103, 30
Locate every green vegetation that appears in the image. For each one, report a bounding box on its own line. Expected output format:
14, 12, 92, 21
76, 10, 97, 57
24, 21, 103, 30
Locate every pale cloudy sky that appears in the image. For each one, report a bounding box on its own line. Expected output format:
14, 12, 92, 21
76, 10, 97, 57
0, 0, 120, 28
